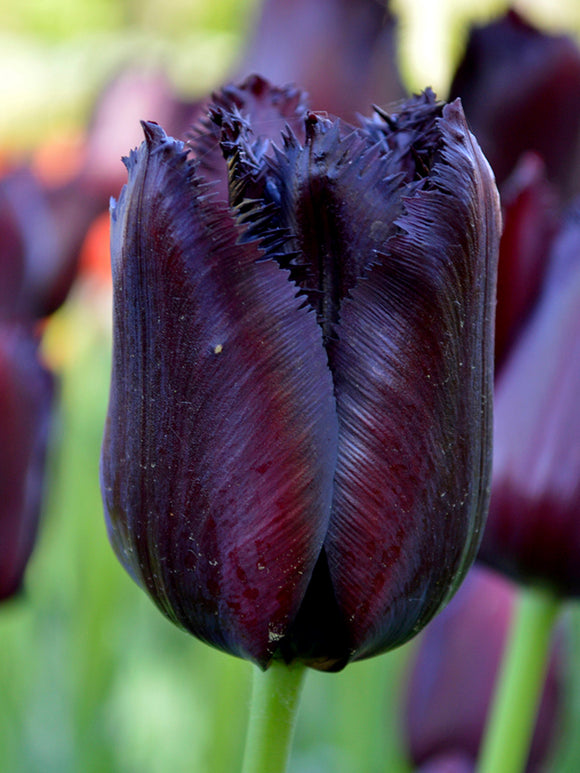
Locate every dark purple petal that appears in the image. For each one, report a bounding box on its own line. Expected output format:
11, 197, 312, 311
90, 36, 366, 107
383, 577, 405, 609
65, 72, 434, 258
218, 92, 446, 349
325, 101, 501, 659
495, 154, 559, 367
0, 167, 92, 320
449, 9, 580, 197
236, 0, 404, 123
189, 75, 310, 201
404, 567, 562, 772
480, 206, 580, 595
0, 169, 60, 320
0, 324, 53, 600
100, 122, 338, 667
240, 116, 405, 341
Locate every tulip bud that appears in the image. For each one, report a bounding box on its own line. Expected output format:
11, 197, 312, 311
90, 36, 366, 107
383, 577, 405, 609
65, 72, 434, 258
0, 166, 92, 320
101, 77, 500, 669
480, 203, 580, 595
494, 153, 559, 367
0, 325, 53, 600
450, 9, 580, 199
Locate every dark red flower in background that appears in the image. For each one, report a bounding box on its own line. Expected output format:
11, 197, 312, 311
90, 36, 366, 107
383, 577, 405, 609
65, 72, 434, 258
479, 202, 580, 595
0, 146, 82, 600
493, 153, 559, 368
0, 327, 53, 600
450, 9, 580, 199
449, 8, 580, 598
236, 0, 404, 122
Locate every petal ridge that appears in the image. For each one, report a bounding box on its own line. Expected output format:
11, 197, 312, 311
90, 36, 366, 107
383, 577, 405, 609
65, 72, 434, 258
101, 122, 338, 667
326, 99, 501, 660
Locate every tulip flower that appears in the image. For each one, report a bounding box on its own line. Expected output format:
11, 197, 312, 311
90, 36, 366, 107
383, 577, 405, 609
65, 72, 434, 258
461, 162, 578, 773
100, 77, 500, 673
0, 159, 81, 601
0, 165, 99, 321
236, 0, 404, 122
0, 325, 53, 600
479, 202, 580, 595
449, 9, 580, 199
403, 567, 562, 773
493, 153, 558, 367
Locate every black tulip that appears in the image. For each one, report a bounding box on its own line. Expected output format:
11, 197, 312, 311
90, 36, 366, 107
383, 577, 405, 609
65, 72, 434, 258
100, 77, 500, 670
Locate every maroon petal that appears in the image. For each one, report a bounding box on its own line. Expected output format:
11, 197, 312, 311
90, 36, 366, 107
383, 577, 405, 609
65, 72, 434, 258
495, 154, 559, 367
326, 101, 501, 659
449, 9, 580, 198
217, 93, 447, 348
480, 206, 580, 595
246, 115, 406, 341
100, 122, 338, 667
0, 166, 91, 321
0, 324, 54, 600
0, 169, 61, 320
189, 75, 310, 201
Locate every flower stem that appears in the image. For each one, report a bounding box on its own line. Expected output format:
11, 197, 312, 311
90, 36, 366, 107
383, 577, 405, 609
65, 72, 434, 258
477, 584, 561, 773
241, 660, 307, 773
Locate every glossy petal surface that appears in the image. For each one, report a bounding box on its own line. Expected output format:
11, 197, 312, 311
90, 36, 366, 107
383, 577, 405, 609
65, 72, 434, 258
480, 208, 580, 595
326, 101, 501, 659
0, 325, 53, 600
101, 123, 338, 667
209, 90, 501, 668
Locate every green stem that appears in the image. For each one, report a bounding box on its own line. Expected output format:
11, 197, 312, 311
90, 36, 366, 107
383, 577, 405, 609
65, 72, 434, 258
241, 660, 307, 773
477, 584, 561, 773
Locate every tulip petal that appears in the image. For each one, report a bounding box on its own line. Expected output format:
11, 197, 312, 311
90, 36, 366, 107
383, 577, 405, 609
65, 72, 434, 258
450, 9, 580, 197
495, 154, 558, 367
189, 75, 309, 201
218, 108, 409, 346
480, 208, 580, 595
100, 122, 338, 667
325, 101, 500, 659
0, 325, 53, 600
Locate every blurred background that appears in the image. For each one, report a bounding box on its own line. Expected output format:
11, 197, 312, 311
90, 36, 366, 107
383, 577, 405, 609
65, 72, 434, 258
2, 0, 580, 771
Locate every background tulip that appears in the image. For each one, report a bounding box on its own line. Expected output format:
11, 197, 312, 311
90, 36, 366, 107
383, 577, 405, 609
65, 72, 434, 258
236, 0, 404, 122
0, 325, 53, 600
403, 566, 563, 773
449, 9, 580, 200
101, 78, 500, 673
0, 160, 81, 601
493, 153, 559, 368
479, 203, 580, 595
